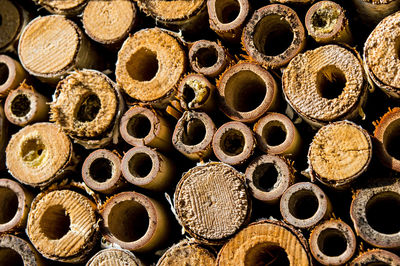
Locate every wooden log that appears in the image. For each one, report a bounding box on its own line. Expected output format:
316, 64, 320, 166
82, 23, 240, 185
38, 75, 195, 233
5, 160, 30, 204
50, 69, 124, 149
217, 62, 279, 122
351, 249, 400, 265
27, 189, 99, 263
283, 45, 368, 128
174, 162, 251, 244
0, 55, 28, 98
308, 121, 372, 188
242, 4, 306, 69
87, 248, 144, 266
6, 123, 76, 188
101, 191, 170, 252
172, 111, 216, 160
352, 0, 400, 25
212, 121, 255, 165
280, 182, 331, 229
0, 234, 43, 266
32, 0, 88, 16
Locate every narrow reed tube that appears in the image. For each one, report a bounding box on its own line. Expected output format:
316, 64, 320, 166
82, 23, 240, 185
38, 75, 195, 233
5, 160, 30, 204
83, 0, 137, 47
82, 149, 124, 194
283, 45, 367, 127
18, 15, 100, 84
0, 234, 43, 266
157, 240, 216, 266
212, 121, 255, 165
119, 106, 172, 151
207, 0, 250, 42
245, 155, 294, 204
217, 220, 312, 265
254, 112, 301, 157
242, 4, 306, 68
101, 191, 170, 252
352, 0, 400, 25
364, 12, 400, 98
217, 62, 278, 122
0, 179, 33, 233
351, 179, 400, 248
6, 123, 75, 187
308, 121, 372, 188
305, 1, 352, 44
121, 146, 175, 191
309, 219, 356, 265
5, 83, 49, 126
116, 28, 186, 107
0, 55, 28, 97
174, 162, 251, 244
27, 189, 98, 263
374, 108, 400, 172
172, 111, 216, 160
32, 0, 88, 16
280, 182, 331, 229
351, 249, 400, 265
51, 70, 124, 149
87, 249, 144, 266
177, 74, 216, 113
189, 40, 230, 78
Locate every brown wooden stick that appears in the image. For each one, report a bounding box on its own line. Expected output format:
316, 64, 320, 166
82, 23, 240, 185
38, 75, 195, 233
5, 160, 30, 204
0, 234, 44, 266
0, 55, 28, 98
87, 248, 144, 266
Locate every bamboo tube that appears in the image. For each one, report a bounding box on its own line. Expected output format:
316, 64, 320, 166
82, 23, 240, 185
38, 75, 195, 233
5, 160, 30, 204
364, 12, 400, 98
352, 0, 400, 25
189, 40, 230, 78
87, 248, 144, 266
242, 4, 306, 69
217, 220, 312, 265
6, 123, 75, 188
18, 15, 100, 84
119, 105, 172, 151
82, 0, 137, 47
207, 0, 250, 42
82, 149, 125, 194
350, 179, 400, 248
245, 155, 295, 204
157, 240, 216, 266
27, 189, 99, 263
177, 74, 216, 113
0, 179, 33, 233
351, 249, 400, 265
174, 162, 251, 244
305, 1, 352, 44
0, 55, 28, 98
116, 28, 186, 108
172, 111, 216, 160
4, 83, 49, 127
212, 121, 255, 165
253, 112, 301, 158
51, 69, 124, 149
32, 0, 88, 16
121, 146, 175, 191
283, 45, 368, 128
309, 219, 356, 265
0, 105, 8, 170
101, 191, 170, 252
217, 62, 279, 122
280, 182, 331, 229
0, 234, 43, 266
374, 108, 400, 172
308, 121, 372, 188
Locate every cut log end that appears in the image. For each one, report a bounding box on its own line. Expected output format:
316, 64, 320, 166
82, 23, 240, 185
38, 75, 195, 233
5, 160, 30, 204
88, 248, 143, 266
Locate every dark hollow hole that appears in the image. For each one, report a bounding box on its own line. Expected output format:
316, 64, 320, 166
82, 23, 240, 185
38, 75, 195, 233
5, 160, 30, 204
366, 192, 400, 234
182, 84, 196, 105
193, 47, 218, 68
0, 248, 23, 266
317, 228, 347, 257
11, 94, 31, 117
21, 138, 45, 163
316, 66, 346, 99
89, 158, 113, 183
181, 118, 206, 146
262, 123, 287, 146
384, 120, 400, 160
76, 94, 101, 122
368, 263, 391, 266
40, 205, 70, 240
244, 243, 290, 266
252, 163, 279, 192
128, 153, 153, 178
215, 0, 241, 24
0, 63, 9, 85
0, 15, 2, 27
127, 114, 151, 139
311, 8, 340, 30
0, 187, 19, 224
127, 48, 159, 82
220, 129, 245, 156
288, 190, 319, 220
108, 201, 149, 242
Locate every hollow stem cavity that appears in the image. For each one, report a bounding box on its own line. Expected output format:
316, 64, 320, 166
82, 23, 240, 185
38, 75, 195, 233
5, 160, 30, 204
383, 119, 400, 160
316, 66, 346, 99
288, 190, 319, 220
0, 188, 18, 224
20, 138, 46, 165
76, 94, 101, 122
262, 121, 287, 146
0, 63, 9, 85
11, 94, 30, 117
244, 243, 290, 266
252, 163, 279, 192
317, 228, 347, 257
40, 205, 71, 240
181, 118, 206, 146
89, 158, 114, 183
0, 248, 23, 265
127, 48, 159, 82
128, 153, 153, 178
127, 114, 151, 139
215, 0, 241, 24
193, 47, 218, 68
366, 192, 400, 234
220, 129, 245, 156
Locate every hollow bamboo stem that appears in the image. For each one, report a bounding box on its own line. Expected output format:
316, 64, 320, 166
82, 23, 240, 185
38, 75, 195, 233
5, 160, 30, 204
0, 55, 28, 98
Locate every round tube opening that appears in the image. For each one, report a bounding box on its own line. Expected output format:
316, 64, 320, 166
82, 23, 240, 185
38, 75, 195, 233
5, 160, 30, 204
127, 48, 159, 82
244, 243, 290, 266
383, 119, 400, 160
76, 94, 101, 122
317, 228, 347, 257
40, 205, 71, 240
181, 118, 206, 146
0, 63, 9, 85
11, 94, 31, 117
262, 121, 287, 146
366, 192, 400, 234
0, 248, 23, 265
127, 114, 151, 139
215, 0, 241, 24
0, 187, 19, 224
316, 66, 346, 99
193, 47, 218, 68
220, 129, 245, 156
252, 163, 279, 192
288, 190, 319, 219
21, 138, 46, 163
128, 153, 153, 178
89, 158, 114, 183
